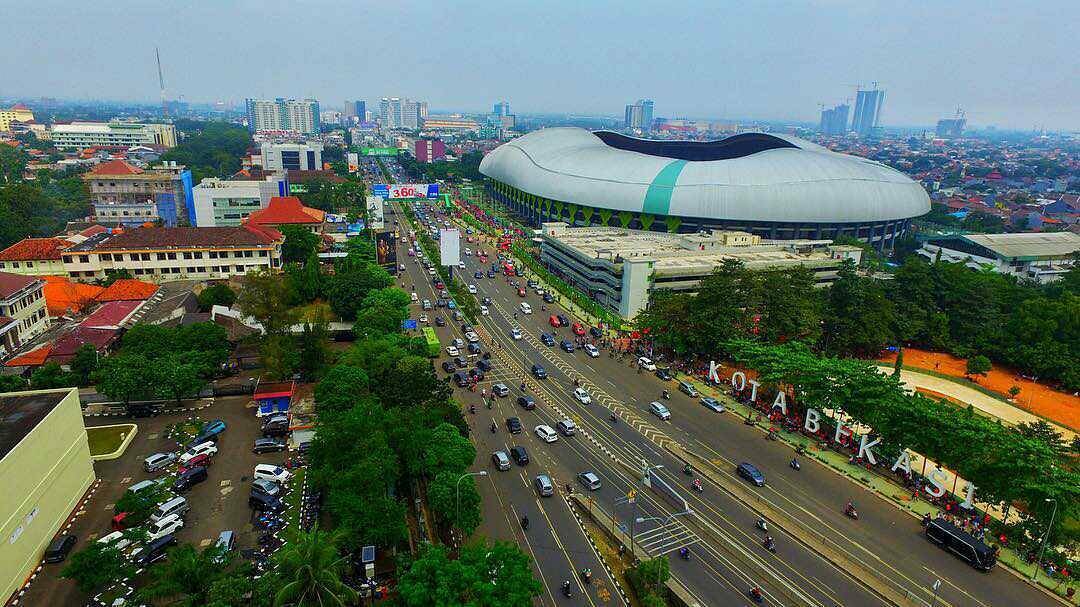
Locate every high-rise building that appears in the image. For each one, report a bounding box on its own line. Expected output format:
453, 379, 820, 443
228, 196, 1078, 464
0, 104, 34, 132
402, 100, 420, 129
493, 101, 511, 116
345, 100, 366, 120
260, 142, 324, 172
819, 103, 850, 136
380, 97, 425, 130
851, 88, 885, 136
936, 110, 966, 138
245, 98, 321, 135
624, 99, 654, 131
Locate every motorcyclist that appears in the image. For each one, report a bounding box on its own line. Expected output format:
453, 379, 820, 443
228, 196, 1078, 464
749, 586, 763, 601
469, 404, 476, 414
790, 457, 799, 469
562, 580, 571, 596
610, 412, 618, 422
679, 547, 690, 559
521, 515, 529, 530
692, 478, 703, 491
580, 568, 592, 583
764, 536, 774, 549
490, 421, 497, 433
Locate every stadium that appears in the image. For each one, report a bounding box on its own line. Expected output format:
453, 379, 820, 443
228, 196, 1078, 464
479, 127, 930, 249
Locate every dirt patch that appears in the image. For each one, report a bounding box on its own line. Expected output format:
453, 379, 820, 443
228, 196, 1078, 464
881, 348, 1080, 431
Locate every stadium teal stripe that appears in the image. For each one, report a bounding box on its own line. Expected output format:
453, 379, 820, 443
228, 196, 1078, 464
642, 160, 687, 216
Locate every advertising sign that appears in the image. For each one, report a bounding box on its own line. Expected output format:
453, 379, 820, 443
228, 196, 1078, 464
439, 229, 460, 267
373, 183, 439, 200
376, 231, 397, 267
347, 152, 359, 173
360, 147, 400, 157
366, 196, 385, 230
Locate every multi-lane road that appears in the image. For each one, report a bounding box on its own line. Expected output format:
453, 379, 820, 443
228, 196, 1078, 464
391, 199, 1051, 607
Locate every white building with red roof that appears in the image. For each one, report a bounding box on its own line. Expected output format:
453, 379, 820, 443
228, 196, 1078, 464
82, 159, 194, 227
244, 196, 325, 234
0, 237, 75, 276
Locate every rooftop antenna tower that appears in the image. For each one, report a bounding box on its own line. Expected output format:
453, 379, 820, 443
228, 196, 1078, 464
156, 47, 167, 118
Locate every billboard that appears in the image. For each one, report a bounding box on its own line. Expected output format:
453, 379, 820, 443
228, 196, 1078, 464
376, 231, 397, 267
373, 183, 440, 200
439, 229, 460, 267
360, 147, 399, 157
366, 196, 385, 230
347, 152, 359, 173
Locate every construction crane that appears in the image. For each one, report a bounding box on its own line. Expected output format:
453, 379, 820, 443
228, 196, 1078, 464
156, 47, 167, 118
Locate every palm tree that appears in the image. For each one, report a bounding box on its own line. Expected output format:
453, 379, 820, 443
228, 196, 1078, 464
273, 524, 358, 607
138, 543, 229, 606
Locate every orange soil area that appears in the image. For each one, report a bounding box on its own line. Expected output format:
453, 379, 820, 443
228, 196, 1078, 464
880, 348, 1080, 431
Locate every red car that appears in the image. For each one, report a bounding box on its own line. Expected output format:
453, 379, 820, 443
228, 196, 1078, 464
435, 281, 445, 290
571, 323, 586, 336
178, 453, 211, 474
518, 288, 527, 297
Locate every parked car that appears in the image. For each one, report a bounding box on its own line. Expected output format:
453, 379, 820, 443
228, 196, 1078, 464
589, 327, 603, 338
144, 452, 178, 473
655, 368, 673, 381
441, 361, 456, 373
253, 438, 287, 454
638, 357, 657, 371
556, 314, 569, 326
262, 415, 290, 437
253, 463, 292, 484
476, 359, 493, 372
43, 535, 77, 564
736, 462, 766, 487
531, 364, 547, 379
678, 380, 698, 396
453, 372, 469, 387
571, 323, 586, 336
249, 492, 284, 513
559, 340, 575, 353
147, 514, 185, 541
173, 466, 208, 492
200, 420, 227, 438
133, 534, 177, 566
583, 344, 600, 358
648, 401, 671, 420
540, 333, 556, 346
700, 397, 725, 413
492, 383, 510, 397
251, 478, 282, 498
446, 345, 460, 357
179, 441, 218, 465
177, 453, 211, 474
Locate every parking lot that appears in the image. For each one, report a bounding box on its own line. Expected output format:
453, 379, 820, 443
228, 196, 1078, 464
20, 395, 293, 605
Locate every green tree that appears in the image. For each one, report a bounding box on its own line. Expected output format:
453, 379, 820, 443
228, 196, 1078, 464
272, 524, 358, 607
69, 344, 99, 386
238, 269, 297, 335
422, 423, 475, 476
155, 353, 209, 403
159, 121, 252, 184
965, 354, 992, 379
93, 354, 157, 406
297, 322, 331, 382
261, 334, 301, 380
281, 225, 321, 264
313, 365, 370, 414
755, 267, 822, 344
197, 283, 236, 311
138, 543, 231, 607
352, 287, 410, 338
626, 557, 670, 605
0, 373, 27, 392
113, 483, 168, 526
398, 541, 542, 607
821, 259, 895, 357
327, 261, 392, 320
0, 144, 29, 185
30, 362, 77, 389
61, 542, 135, 595
427, 471, 482, 536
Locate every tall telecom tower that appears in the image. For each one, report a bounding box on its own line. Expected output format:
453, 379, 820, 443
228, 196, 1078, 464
156, 47, 168, 118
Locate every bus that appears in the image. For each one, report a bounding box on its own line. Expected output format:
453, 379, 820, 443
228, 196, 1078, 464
422, 327, 440, 358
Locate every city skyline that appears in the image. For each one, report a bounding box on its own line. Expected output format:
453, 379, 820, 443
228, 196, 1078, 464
3, 1, 1078, 130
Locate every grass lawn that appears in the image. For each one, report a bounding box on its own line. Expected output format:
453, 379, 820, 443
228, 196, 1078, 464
284, 467, 307, 531
86, 424, 135, 457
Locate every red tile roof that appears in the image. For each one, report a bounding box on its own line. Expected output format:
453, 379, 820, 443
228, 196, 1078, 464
43, 276, 104, 315
5, 345, 51, 367
246, 197, 323, 226
88, 159, 143, 176
87, 225, 282, 251
81, 300, 143, 329
80, 225, 109, 238
48, 327, 118, 362
0, 237, 70, 261
95, 279, 158, 302
0, 272, 39, 299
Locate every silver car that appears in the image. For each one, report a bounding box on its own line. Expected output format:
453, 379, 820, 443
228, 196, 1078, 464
492, 450, 511, 471
534, 474, 554, 497
144, 452, 178, 473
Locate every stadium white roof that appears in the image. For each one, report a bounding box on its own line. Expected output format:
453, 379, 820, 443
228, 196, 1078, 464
479, 127, 930, 224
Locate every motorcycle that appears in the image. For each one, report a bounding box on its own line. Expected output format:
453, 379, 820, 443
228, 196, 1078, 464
580, 568, 592, 584
790, 458, 800, 471
755, 517, 768, 532
662, 390, 671, 400
610, 412, 618, 423
691, 479, 703, 493
679, 547, 691, 560
521, 516, 529, 530
844, 504, 859, 520
748, 587, 765, 604
469, 404, 476, 414
683, 464, 693, 476
562, 581, 572, 598
490, 421, 497, 434
763, 537, 776, 553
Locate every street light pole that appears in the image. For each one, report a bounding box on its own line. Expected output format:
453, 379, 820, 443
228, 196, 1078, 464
1031, 497, 1057, 581
456, 471, 488, 536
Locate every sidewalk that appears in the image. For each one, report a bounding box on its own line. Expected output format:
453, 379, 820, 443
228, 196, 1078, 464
881, 366, 1077, 438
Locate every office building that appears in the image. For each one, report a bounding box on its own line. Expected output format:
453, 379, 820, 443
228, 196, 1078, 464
259, 142, 323, 172
0, 104, 34, 132
624, 99, 654, 131
918, 232, 1080, 284
538, 222, 861, 319
245, 98, 321, 135
415, 139, 446, 163
481, 128, 929, 251
936, 118, 966, 138
191, 176, 287, 227
380, 97, 427, 130
60, 225, 284, 283
346, 100, 366, 121
403, 100, 421, 129
1, 388, 94, 604
640, 99, 654, 131
494, 101, 511, 116
50, 121, 176, 150
851, 88, 885, 136
379, 97, 402, 129
0, 272, 49, 354
819, 103, 849, 136
83, 160, 194, 227
420, 117, 481, 132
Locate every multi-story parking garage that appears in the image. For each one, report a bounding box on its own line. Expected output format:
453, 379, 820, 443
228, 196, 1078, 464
479, 128, 930, 250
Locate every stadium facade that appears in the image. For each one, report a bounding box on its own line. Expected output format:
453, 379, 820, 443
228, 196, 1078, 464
479, 128, 930, 250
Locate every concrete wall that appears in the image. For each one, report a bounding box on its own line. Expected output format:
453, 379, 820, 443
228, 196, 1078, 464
0, 388, 94, 603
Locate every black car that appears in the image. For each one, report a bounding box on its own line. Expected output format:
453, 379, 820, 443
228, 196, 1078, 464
461, 323, 473, 332
476, 359, 492, 372
531, 364, 547, 379
454, 357, 468, 368
556, 314, 569, 326
482, 297, 492, 305
43, 534, 77, 563
249, 492, 284, 512
560, 340, 575, 353
487, 271, 496, 278
469, 368, 485, 380
510, 445, 530, 466
253, 438, 287, 454
517, 395, 536, 410
173, 466, 208, 492
467, 342, 482, 354
506, 417, 523, 434
135, 534, 177, 566
527, 280, 538, 289
543, 292, 555, 304
589, 327, 603, 338
655, 368, 673, 381
262, 422, 289, 438
441, 361, 456, 373
540, 333, 556, 346
453, 372, 469, 387
736, 462, 766, 487
474, 271, 483, 279
434, 316, 446, 327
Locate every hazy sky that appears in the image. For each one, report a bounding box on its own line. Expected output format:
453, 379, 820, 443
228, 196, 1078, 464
5, 0, 1077, 130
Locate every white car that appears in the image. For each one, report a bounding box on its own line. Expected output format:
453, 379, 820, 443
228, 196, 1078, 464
584, 344, 600, 358
534, 425, 558, 443
465, 331, 480, 343
480, 305, 489, 316
519, 302, 532, 315
649, 401, 672, 420
253, 463, 292, 484
458, 262, 465, 269
446, 345, 460, 357
638, 357, 657, 371
179, 441, 218, 465
573, 387, 592, 404
468, 284, 477, 294
147, 514, 184, 541
427, 268, 436, 276
510, 328, 523, 340
419, 314, 429, 324
464, 248, 472, 256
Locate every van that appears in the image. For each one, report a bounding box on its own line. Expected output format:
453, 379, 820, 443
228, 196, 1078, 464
678, 380, 698, 397
147, 514, 184, 541
97, 530, 134, 552
556, 419, 577, 436
43, 535, 77, 563
925, 518, 997, 571
150, 496, 189, 524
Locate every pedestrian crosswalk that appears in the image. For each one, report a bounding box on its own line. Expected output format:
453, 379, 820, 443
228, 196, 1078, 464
634, 517, 698, 557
